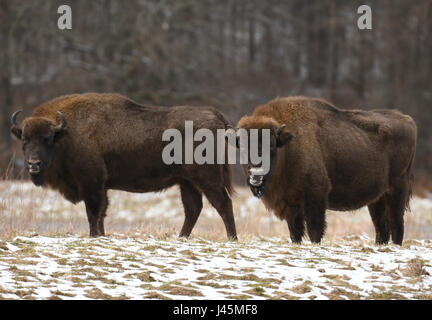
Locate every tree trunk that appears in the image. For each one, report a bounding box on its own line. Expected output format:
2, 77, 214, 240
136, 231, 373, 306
0, 0, 14, 177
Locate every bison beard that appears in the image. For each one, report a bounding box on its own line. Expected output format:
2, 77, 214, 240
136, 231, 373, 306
30, 173, 44, 186
248, 167, 267, 198
249, 185, 264, 199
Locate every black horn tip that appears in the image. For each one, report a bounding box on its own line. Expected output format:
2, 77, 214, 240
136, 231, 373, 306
11, 110, 23, 126
276, 124, 287, 134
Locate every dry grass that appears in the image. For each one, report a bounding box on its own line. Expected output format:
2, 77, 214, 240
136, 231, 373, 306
1, 180, 432, 241
291, 281, 312, 294
403, 258, 430, 278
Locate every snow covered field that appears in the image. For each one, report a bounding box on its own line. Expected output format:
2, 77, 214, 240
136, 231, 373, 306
0, 235, 431, 300
0, 181, 432, 300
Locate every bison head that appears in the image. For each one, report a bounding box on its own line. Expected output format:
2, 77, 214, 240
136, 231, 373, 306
11, 111, 67, 186
236, 117, 293, 198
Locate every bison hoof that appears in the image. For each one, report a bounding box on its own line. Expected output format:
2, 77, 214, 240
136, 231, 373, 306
228, 235, 238, 241
89, 232, 105, 238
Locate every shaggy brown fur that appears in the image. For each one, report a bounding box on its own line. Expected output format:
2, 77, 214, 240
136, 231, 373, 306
237, 96, 417, 245
11, 93, 237, 239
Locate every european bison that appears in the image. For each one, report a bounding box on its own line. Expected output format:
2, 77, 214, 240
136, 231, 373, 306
11, 93, 237, 239
237, 97, 417, 245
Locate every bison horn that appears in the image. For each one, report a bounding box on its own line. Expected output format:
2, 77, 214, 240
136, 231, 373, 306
276, 124, 287, 135
11, 110, 22, 126
55, 111, 67, 131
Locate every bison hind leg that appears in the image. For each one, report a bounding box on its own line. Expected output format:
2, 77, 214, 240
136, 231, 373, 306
368, 196, 390, 245
201, 185, 237, 241
179, 180, 203, 238
386, 179, 410, 245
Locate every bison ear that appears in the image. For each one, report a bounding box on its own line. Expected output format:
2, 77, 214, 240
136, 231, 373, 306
277, 131, 294, 147
11, 127, 22, 140
276, 125, 293, 147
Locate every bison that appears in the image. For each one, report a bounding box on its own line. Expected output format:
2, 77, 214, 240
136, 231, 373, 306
237, 97, 417, 245
10, 93, 237, 239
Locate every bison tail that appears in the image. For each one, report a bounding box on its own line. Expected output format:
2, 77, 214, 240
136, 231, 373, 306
405, 152, 415, 212
223, 163, 234, 197
406, 121, 417, 212
223, 127, 235, 197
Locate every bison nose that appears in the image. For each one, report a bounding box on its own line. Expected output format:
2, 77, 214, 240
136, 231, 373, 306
27, 159, 41, 174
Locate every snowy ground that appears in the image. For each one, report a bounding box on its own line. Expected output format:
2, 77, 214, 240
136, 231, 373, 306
0, 235, 431, 300
0, 181, 432, 300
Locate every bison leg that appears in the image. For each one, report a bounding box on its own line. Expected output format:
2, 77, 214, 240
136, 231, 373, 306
285, 206, 305, 243
84, 190, 108, 237
387, 183, 409, 245
304, 194, 326, 243
97, 210, 107, 236
368, 196, 390, 244
201, 186, 237, 241
179, 181, 203, 238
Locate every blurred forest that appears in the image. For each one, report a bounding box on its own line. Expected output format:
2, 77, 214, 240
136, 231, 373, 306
0, 0, 431, 190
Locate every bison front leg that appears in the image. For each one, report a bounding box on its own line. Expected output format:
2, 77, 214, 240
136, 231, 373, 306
304, 194, 327, 244
284, 206, 305, 243
84, 191, 108, 237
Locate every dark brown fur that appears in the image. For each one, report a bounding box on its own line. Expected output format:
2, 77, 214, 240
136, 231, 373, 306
12, 93, 237, 239
237, 97, 417, 245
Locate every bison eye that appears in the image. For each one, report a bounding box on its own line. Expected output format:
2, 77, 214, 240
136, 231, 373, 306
42, 137, 52, 144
